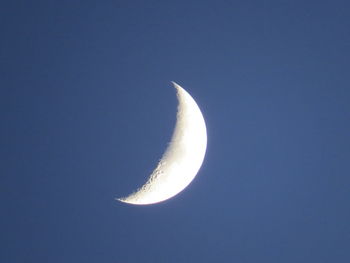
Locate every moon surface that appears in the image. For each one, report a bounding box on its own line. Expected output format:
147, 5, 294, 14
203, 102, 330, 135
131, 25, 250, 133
117, 82, 207, 205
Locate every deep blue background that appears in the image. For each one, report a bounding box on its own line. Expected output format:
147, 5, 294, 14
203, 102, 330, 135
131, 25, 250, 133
1, 0, 349, 262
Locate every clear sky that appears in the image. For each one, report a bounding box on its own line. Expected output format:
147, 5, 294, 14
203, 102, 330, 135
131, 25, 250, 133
1, 0, 349, 262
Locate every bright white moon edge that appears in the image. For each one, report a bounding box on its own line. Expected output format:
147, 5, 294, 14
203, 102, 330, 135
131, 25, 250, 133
116, 82, 207, 205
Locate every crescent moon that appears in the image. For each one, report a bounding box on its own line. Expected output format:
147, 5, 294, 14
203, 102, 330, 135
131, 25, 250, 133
117, 82, 207, 205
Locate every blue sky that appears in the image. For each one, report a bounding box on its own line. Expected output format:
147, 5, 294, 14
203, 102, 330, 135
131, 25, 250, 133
1, 1, 350, 262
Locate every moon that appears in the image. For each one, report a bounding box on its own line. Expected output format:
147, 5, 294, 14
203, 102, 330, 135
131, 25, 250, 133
117, 82, 207, 205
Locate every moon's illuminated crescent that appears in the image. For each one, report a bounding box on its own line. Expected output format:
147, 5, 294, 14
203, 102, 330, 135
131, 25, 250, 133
117, 82, 207, 205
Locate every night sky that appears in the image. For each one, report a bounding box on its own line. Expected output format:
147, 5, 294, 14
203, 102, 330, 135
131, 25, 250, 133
1, 1, 350, 262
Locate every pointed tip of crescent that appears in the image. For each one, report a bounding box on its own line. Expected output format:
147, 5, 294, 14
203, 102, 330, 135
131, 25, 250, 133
115, 196, 130, 202
171, 81, 181, 90
115, 197, 158, 206
171, 81, 187, 97
115, 197, 133, 205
